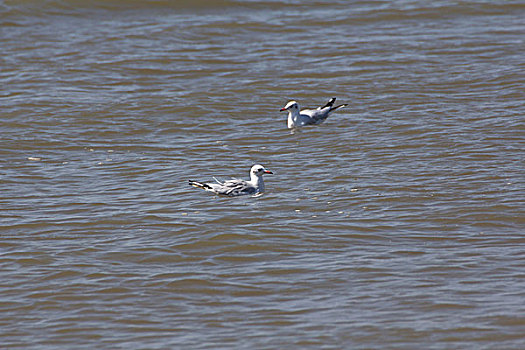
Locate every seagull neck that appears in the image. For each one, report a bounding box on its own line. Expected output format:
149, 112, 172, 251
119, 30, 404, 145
250, 173, 264, 190
289, 108, 300, 118
287, 109, 300, 127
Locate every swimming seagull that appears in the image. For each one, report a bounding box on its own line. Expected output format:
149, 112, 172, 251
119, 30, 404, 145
189, 164, 273, 197
280, 97, 348, 128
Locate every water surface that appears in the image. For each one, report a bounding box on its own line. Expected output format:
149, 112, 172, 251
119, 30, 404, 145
1, 0, 524, 348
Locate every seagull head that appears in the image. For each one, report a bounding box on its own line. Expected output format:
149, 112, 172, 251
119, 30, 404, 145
280, 100, 299, 112
251, 164, 273, 176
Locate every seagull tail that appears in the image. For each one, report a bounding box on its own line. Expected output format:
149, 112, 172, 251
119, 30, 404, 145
331, 103, 348, 112
321, 97, 336, 109
189, 180, 212, 191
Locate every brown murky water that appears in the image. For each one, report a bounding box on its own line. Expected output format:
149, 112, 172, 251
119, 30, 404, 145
1, 0, 524, 348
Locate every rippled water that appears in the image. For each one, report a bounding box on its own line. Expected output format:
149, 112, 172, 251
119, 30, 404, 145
1, 0, 524, 348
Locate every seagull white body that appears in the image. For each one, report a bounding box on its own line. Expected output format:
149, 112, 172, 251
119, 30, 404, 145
189, 164, 273, 197
280, 97, 348, 128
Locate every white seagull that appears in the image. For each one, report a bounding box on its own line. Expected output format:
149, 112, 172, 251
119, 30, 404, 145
189, 164, 273, 197
280, 97, 348, 128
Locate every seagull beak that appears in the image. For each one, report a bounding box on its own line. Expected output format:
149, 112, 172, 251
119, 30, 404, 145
264, 170, 273, 174
280, 108, 286, 112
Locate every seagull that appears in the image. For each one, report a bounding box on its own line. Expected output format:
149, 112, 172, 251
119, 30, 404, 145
189, 164, 273, 197
280, 97, 348, 128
